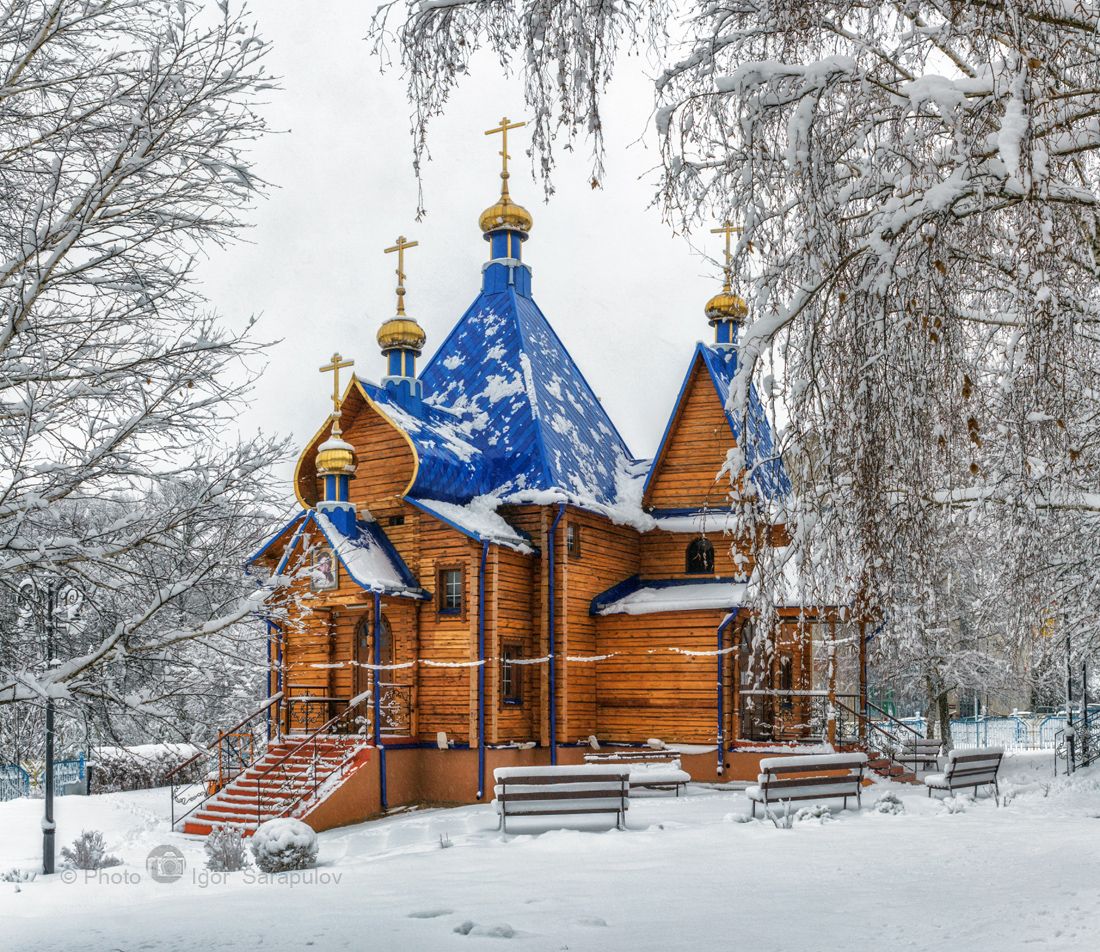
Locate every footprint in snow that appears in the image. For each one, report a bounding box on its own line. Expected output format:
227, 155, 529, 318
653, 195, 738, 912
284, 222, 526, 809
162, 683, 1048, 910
576, 916, 608, 928
408, 909, 453, 919
453, 921, 516, 938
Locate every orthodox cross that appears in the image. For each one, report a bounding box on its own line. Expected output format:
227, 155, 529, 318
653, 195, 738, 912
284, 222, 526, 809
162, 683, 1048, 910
485, 116, 526, 196
319, 352, 354, 425
384, 235, 418, 317
711, 221, 743, 283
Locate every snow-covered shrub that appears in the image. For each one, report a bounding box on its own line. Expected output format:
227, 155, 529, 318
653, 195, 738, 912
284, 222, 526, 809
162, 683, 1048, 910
874, 792, 906, 815
1, 868, 36, 883
766, 802, 795, 829
90, 744, 203, 793
204, 825, 250, 872
941, 795, 969, 815
794, 804, 834, 824
60, 830, 121, 870
724, 812, 755, 824
250, 818, 318, 872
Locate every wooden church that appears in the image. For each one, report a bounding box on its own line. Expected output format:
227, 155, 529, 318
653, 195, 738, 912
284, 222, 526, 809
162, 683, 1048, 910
178, 119, 868, 834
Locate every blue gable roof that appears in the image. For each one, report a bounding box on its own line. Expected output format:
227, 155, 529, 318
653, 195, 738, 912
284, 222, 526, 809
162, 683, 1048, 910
698, 344, 792, 501
642, 342, 791, 504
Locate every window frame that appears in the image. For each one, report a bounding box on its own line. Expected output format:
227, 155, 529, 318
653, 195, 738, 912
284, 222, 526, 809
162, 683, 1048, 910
436, 565, 465, 616
685, 537, 715, 575
500, 643, 523, 706
566, 522, 581, 558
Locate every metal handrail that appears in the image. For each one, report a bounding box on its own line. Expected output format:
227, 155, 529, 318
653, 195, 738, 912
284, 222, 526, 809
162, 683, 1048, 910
253, 697, 373, 825
169, 692, 283, 830
864, 698, 925, 740
165, 692, 283, 783
834, 698, 922, 775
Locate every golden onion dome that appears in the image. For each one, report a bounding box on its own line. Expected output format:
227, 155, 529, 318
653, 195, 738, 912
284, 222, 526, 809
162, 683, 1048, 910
479, 197, 533, 236
315, 434, 357, 476
377, 317, 426, 354
705, 285, 748, 324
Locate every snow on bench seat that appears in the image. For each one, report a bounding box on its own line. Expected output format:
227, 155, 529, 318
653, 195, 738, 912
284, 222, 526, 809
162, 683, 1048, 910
925, 747, 1003, 798
492, 765, 630, 833
748, 752, 868, 816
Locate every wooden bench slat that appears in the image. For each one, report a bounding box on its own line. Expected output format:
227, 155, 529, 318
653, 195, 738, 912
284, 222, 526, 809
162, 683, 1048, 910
497, 788, 628, 803
759, 761, 865, 776
759, 774, 863, 791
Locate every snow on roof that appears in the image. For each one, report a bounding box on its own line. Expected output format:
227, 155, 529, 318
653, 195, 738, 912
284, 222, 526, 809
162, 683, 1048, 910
651, 509, 742, 534
407, 496, 534, 553
404, 287, 639, 513
313, 511, 426, 598
593, 577, 748, 616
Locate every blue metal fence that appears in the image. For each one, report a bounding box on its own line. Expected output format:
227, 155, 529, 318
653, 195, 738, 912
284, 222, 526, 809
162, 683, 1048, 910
874, 715, 1065, 750
53, 754, 85, 791
0, 764, 30, 801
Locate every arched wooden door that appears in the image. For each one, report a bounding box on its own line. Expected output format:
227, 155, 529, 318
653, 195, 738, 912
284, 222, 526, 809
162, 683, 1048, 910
354, 611, 410, 735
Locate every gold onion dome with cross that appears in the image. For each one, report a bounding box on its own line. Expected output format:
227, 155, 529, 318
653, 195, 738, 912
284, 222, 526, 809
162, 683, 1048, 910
706, 221, 748, 326
316, 353, 357, 477
479, 117, 533, 236
377, 235, 426, 355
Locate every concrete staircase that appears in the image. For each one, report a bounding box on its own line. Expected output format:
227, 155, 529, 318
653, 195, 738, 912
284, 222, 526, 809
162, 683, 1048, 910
866, 749, 922, 784
180, 735, 370, 836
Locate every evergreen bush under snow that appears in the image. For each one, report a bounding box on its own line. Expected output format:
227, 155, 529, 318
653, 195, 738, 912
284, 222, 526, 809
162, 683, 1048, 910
250, 818, 318, 873
60, 830, 121, 870
204, 825, 251, 872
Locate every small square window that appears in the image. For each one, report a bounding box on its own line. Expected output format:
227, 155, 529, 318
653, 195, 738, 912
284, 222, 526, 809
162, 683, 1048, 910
566, 523, 581, 557
501, 645, 522, 705
438, 568, 463, 614
388, 515, 405, 527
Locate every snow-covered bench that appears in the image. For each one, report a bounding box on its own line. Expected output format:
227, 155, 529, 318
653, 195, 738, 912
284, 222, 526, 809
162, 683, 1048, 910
747, 752, 868, 817
492, 765, 630, 833
924, 747, 1003, 798
895, 738, 942, 772
584, 750, 690, 795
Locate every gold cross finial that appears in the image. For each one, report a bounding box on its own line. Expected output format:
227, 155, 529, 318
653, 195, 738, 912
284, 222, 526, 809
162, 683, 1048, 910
710, 221, 743, 289
319, 352, 354, 429
485, 116, 526, 198
384, 235, 419, 317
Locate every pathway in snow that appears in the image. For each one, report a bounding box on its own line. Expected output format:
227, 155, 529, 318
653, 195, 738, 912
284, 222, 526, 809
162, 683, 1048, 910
0, 753, 1096, 952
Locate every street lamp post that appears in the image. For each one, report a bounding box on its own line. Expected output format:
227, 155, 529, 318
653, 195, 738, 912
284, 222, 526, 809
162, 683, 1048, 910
43, 581, 56, 875
20, 575, 82, 875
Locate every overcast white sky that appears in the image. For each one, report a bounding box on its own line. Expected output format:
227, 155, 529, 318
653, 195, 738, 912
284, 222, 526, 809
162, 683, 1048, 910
198, 4, 724, 488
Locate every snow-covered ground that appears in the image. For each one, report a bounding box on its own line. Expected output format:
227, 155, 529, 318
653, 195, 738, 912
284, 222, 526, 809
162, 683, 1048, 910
1, 753, 1096, 952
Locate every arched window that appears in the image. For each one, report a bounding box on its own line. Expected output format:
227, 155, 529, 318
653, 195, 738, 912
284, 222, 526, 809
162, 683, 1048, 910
685, 537, 714, 574
356, 614, 394, 667
779, 655, 794, 710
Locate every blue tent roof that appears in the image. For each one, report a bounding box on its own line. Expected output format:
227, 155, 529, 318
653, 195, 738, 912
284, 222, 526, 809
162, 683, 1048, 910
369, 284, 637, 508
698, 344, 792, 501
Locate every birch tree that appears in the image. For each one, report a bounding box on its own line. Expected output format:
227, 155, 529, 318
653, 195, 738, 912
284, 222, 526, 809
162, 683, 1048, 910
374, 1, 1100, 699
0, 1, 288, 728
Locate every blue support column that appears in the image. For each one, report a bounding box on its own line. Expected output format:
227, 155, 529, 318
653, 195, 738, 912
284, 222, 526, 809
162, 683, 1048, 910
477, 541, 488, 799
716, 614, 736, 776
547, 504, 565, 764
373, 592, 387, 811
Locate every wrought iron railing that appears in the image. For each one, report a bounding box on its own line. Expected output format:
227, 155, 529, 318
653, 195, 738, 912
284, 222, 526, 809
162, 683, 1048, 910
0, 763, 30, 801
378, 682, 413, 735
738, 690, 862, 743
167, 692, 283, 831
253, 698, 373, 825
1055, 707, 1100, 774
